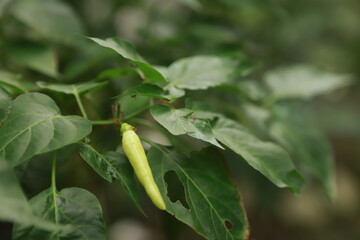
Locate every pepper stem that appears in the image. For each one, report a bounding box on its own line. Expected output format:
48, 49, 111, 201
121, 123, 134, 133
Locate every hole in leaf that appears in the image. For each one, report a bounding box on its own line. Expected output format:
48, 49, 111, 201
164, 170, 189, 210
224, 220, 233, 230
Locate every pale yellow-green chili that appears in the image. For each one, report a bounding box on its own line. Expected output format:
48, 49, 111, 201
120, 123, 166, 210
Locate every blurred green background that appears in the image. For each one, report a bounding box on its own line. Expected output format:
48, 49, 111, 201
0, 0, 359, 239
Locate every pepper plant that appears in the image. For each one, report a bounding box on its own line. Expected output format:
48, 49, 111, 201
0, 0, 354, 240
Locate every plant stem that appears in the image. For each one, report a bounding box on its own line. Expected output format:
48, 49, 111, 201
51, 151, 59, 226
73, 87, 88, 119
91, 97, 153, 126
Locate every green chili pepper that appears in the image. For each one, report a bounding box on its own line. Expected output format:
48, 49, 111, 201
121, 123, 166, 210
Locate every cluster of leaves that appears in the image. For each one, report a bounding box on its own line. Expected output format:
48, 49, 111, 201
0, 35, 351, 239
0, 0, 354, 240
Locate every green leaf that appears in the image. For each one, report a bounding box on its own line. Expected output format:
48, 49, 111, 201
0, 70, 29, 93
119, 95, 152, 120
242, 103, 271, 138
11, 0, 84, 45
178, 0, 202, 10
120, 83, 170, 100
236, 80, 266, 101
0, 0, 11, 16
0, 93, 92, 167
0, 160, 61, 231
165, 56, 239, 90
12, 187, 106, 240
0, 88, 11, 126
264, 65, 353, 101
150, 104, 223, 149
37, 81, 108, 95
147, 145, 249, 240
154, 65, 185, 98
88, 37, 144, 62
97, 68, 138, 80
79, 144, 144, 213
213, 117, 305, 193
0, 86, 9, 99
269, 121, 335, 199
168, 86, 186, 99
5, 43, 58, 78
62, 45, 115, 81
88, 37, 167, 83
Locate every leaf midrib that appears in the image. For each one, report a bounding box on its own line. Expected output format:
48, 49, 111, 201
84, 145, 138, 201
0, 115, 60, 153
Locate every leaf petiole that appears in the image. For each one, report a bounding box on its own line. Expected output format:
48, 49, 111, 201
73, 86, 88, 119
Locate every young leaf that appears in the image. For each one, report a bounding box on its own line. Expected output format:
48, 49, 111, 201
165, 55, 239, 90
0, 160, 61, 231
147, 145, 249, 240
37, 81, 108, 95
12, 187, 106, 240
11, 0, 84, 45
264, 65, 352, 101
269, 121, 336, 199
150, 104, 223, 149
213, 117, 305, 194
0, 93, 92, 167
120, 83, 170, 100
79, 144, 144, 213
88, 37, 167, 83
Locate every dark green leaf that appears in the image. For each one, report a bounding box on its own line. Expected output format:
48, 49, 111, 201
0, 0, 11, 16
0, 160, 60, 231
79, 144, 144, 213
5, 43, 58, 78
147, 145, 249, 240
0, 93, 92, 167
178, 0, 202, 10
12, 187, 106, 240
0, 86, 9, 99
269, 121, 335, 199
165, 56, 238, 90
62, 45, 115, 81
213, 117, 305, 193
87, 37, 144, 62
88, 37, 167, 83
119, 95, 152, 120
0, 70, 29, 93
150, 104, 223, 149
264, 65, 352, 101
0, 88, 12, 126
134, 61, 168, 84
120, 83, 170, 99
97, 68, 138, 80
11, 0, 84, 45
37, 81, 108, 95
